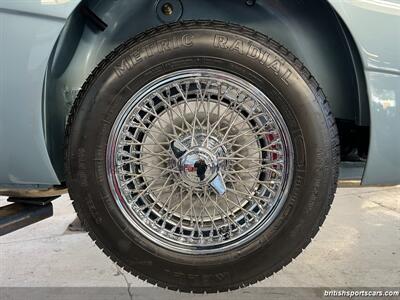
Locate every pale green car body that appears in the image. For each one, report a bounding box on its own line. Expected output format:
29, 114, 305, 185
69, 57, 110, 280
0, 0, 398, 193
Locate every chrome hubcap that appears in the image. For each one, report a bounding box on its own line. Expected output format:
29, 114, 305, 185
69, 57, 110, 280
178, 146, 218, 185
173, 137, 227, 194
106, 69, 294, 254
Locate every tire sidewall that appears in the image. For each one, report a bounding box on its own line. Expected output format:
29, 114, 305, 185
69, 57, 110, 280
67, 24, 336, 291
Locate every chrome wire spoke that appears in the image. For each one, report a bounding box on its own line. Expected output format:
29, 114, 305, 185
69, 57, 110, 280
107, 69, 293, 254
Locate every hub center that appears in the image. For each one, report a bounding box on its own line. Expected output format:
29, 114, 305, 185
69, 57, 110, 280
178, 147, 218, 186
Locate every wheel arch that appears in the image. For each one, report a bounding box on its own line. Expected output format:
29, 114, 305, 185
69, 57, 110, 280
44, 0, 369, 180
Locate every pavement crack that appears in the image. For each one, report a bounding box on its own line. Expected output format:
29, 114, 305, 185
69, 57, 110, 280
0, 234, 63, 245
344, 186, 400, 196
115, 265, 134, 300
370, 200, 399, 214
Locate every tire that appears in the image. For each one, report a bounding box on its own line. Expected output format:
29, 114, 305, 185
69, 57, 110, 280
66, 21, 339, 293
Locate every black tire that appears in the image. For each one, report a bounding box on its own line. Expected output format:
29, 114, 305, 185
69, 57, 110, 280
66, 21, 339, 293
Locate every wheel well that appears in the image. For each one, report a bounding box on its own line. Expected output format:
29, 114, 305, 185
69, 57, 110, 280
44, 0, 370, 180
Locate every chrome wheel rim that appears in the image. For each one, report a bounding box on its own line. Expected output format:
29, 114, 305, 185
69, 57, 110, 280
106, 69, 294, 254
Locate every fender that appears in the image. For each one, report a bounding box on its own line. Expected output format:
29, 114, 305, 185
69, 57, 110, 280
44, 0, 368, 182
5, 0, 397, 188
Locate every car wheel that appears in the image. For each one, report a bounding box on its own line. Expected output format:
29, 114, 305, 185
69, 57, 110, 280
66, 21, 339, 293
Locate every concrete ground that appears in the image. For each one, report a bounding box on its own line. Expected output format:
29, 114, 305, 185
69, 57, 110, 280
0, 187, 399, 299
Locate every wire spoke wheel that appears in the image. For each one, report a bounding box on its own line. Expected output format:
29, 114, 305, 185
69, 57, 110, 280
106, 69, 293, 254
